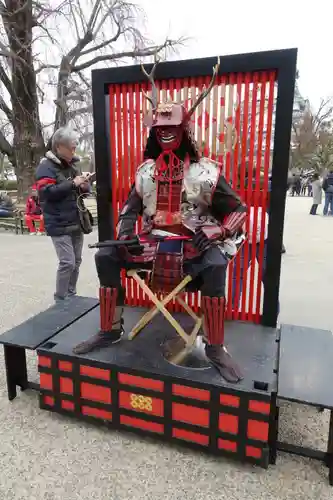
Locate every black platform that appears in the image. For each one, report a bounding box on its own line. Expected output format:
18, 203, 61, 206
37, 306, 278, 467
277, 324, 333, 484
0, 296, 99, 400
40, 306, 278, 393
278, 324, 333, 409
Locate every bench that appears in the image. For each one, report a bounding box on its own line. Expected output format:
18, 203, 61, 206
277, 324, 333, 485
0, 296, 99, 400
0, 213, 24, 234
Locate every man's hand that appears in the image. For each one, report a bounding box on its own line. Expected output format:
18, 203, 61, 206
73, 175, 88, 187
193, 225, 226, 253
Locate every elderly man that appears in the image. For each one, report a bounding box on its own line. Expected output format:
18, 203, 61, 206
36, 127, 91, 302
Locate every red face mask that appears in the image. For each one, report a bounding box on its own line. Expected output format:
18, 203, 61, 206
155, 126, 184, 151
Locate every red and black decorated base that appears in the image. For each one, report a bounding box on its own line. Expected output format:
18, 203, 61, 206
37, 306, 279, 469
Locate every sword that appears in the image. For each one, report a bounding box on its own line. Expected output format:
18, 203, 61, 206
88, 234, 191, 249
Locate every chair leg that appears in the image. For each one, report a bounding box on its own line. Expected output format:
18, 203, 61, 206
129, 304, 159, 339
127, 271, 192, 339
127, 271, 193, 344
175, 296, 202, 344
176, 296, 200, 321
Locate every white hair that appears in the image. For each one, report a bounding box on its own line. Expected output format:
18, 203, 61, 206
52, 127, 79, 152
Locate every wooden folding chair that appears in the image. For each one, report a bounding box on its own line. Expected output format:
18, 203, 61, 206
126, 234, 246, 359
127, 239, 202, 351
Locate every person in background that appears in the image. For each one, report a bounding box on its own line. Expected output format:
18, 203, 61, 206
0, 191, 15, 217
25, 185, 45, 234
322, 167, 333, 216
309, 173, 322, 215
307, 178, 312, 197
35, 127, 91, 302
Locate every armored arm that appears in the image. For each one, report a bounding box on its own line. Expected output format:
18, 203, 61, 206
210, 175, 247, 237
193, 174, 247, 252
116, 184, 143, 239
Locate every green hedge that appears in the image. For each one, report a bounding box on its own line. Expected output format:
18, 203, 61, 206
0, 180, 18, 190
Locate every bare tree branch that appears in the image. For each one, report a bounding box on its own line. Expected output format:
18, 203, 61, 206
73, 39, 182, 72
0, 95, 13, 122
0, 128, 12, 157
0, 63, 14, 99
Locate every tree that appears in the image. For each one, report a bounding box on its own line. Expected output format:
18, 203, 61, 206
0, 0, 184, 201
290, 88, 333, 173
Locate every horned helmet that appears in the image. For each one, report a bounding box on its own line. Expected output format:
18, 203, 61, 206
141, 56, 220, 155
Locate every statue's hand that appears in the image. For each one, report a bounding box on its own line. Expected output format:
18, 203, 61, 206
193, 225, 226, 252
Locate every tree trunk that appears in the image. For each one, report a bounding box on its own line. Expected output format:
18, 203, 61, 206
4, 0, 45, 202
54, 58, 71, 130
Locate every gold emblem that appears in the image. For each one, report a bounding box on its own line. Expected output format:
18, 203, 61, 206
130, 393, 153, 412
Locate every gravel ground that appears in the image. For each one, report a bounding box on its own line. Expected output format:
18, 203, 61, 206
0, 195, 332, 500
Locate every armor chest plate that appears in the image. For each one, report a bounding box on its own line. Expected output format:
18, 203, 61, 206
135, 158, 221, 220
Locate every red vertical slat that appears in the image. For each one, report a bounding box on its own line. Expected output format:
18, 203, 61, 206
203, 75, 211, 157
174, 78, 183, 313
121, 85, 131, 305
138, 82, 148, 307
217, 74, 227, 167
255, 71, 276, 319
224, 74, 234, 185
115, 85, 124, 209
231, 72, 243, 320
246, 72, 259, 322
225, 73, 235, 319
115, 85, 128, 304
251, 72, 266, 322
133, 82, 142, 306
191, 76, 200, 314
240, 73, 251, 321
126, 84, 137, 307
122, 85, 130, 197
109, 85, 118, 239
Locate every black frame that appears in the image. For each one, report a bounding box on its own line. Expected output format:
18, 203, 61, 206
92, 48, 298, 328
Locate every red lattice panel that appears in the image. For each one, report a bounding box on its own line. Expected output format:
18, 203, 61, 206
108, 71, 276, 322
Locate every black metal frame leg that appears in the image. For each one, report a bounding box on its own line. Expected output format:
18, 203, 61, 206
269, 399, 279, 465
4, 345, 28, 401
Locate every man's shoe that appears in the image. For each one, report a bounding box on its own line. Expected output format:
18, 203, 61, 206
54, 294, 67, 304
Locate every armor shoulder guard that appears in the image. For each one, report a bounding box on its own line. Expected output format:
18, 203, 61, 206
135, 159, 155, 197
190, 157, 221, 184
185, 157, 221, 204
211, 174, 246, 220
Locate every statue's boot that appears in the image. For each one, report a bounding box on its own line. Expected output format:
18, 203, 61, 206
202, 296, 243, 384
205, 344, 243, 383
73, 287, 123, 355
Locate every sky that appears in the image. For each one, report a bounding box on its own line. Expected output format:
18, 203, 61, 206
139, 0, 332, 108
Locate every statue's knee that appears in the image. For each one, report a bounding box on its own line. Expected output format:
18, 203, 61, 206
95, 247, 119, 265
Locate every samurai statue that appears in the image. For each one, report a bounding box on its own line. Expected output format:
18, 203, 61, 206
73, 58, 247, 384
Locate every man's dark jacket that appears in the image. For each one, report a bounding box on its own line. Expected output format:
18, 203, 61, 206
323, 173, 333, 193
35, 151, 85, 236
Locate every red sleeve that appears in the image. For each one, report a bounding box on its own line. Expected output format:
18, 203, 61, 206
36, 178, 56, 191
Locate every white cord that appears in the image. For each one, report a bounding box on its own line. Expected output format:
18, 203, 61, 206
76, 192, 96, 213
